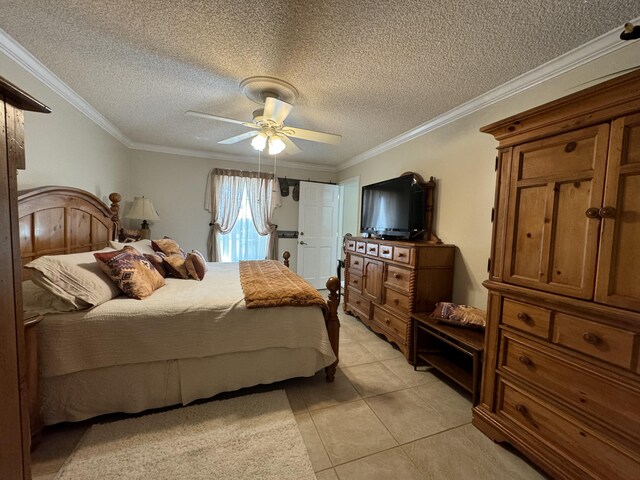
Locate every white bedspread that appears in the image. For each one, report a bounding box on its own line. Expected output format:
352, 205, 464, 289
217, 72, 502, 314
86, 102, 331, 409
37, 262, 335, 378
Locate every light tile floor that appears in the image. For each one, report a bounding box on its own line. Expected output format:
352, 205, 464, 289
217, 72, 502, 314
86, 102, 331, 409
31, 311, 548, 480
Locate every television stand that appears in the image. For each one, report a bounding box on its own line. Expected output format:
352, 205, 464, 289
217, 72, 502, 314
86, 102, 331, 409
343, 237, 455, 361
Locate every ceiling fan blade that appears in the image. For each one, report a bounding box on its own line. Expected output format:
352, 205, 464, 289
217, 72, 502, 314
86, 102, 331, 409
218, 130, 259, 145
281, 135, 302, 155
263, 97, 293, 125
186, 110, 248, 126
281, 126, 342, 145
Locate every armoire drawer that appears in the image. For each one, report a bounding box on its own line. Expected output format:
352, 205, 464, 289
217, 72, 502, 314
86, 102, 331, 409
501, 298, 551, 338
383, 288, 410, 315
372, 306, 407, 342
366, 243, 379, 256
347, 289, 371, 319
355, 241, 366, 253
385, 264, 411, 291
498, 381, 639, 480
552, 313, 636, 370
500, 333, 640, 442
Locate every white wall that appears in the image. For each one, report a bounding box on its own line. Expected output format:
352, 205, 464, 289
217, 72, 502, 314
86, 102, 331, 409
338, 42, 640, 309
127, 149, 335, 271
1, 53, 130, 204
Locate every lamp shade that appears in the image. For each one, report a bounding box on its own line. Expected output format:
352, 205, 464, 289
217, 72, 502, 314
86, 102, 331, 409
125, 197, 160, 221
268, 135, 286, 155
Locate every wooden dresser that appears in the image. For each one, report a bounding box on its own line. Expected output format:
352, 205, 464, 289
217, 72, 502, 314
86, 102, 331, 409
473, 70, 640, 479
344, 237, 455, 360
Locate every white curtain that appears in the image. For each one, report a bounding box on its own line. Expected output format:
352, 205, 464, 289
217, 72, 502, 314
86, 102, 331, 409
245, 171, 279, 260
205, 168, 245, 261
205, 168, 280, 262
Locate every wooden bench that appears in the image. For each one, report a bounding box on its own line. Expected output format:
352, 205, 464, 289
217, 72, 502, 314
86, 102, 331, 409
411, 313, 485, 405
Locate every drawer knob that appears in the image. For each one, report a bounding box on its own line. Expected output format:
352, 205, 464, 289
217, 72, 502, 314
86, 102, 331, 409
355, 300, 361, 305
353, 279, 358, 284
515, 404, 528, 415
582, 332, 599, 344
516, 312, 531, 322
369, 247, 375, 251
393, 298, 399, 305
393, 273, 401, 279
382, 250, 390, 254
385, 318, 391, 324
354, 261, 359, 265
518, 355, 533, 366
397, 253, 405, 257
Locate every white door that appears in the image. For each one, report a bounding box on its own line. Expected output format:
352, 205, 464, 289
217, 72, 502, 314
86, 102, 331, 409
297, 181, 340, 289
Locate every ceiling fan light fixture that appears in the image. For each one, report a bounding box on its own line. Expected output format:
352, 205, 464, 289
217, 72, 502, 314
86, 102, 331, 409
251, 131, 268, 151
268, 135, 286, 155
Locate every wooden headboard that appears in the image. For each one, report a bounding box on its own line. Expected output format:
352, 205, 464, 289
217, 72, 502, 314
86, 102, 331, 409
17, 186, 121, 276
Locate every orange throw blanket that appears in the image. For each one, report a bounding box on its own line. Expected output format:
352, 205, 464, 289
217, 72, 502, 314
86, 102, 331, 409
239, 260, 327, 315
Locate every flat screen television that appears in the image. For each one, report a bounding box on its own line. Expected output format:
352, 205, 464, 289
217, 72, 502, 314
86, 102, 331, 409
360, 174, 426, 240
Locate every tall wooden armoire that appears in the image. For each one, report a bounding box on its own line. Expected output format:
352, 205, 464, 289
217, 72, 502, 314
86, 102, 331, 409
473, 69, 640, 479
0, 77, 50, 479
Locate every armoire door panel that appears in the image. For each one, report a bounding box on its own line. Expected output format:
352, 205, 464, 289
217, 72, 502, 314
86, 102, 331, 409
504, 124, 609, 298
362, 258, 383, 303
595, 114, 640, 312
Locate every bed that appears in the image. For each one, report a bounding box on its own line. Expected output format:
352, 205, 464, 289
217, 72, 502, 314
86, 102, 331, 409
18, 186, 340, 425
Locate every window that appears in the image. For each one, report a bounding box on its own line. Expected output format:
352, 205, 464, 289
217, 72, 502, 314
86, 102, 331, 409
218, 186, 268, 262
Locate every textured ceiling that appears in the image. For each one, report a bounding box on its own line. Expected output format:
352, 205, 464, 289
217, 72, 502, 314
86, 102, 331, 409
1, 0, 638, 167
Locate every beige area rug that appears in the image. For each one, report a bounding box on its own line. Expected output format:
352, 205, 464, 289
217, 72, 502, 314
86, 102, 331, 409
55, 390, 315, 480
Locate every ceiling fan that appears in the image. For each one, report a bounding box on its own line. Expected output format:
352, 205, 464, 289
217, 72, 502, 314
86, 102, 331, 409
186, 95, 342, 155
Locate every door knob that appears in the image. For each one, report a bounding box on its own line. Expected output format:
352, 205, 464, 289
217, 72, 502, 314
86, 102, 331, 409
300, 232, 304, 236
300, 241, 307, 245
599, 206, 616, 218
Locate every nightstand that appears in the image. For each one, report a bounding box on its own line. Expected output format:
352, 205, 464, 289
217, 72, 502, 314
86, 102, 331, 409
411, 313, 484, 405
24, 313, 43, 448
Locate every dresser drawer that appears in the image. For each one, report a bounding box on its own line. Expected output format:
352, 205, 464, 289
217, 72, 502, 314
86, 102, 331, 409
348, 273, 363, 293
366, 243, 379, 256
346, 239, 356, 252
372, 306, 407, 342
383, 288, 410, 315
385, 264, 411, 291
378, 244, 393, 259
501, 298, 551, 338
498, 381, 639, 480
393, 246, 411, 264
348, 254, 364, 274
347, 289, 371, 319
552, 313, 636, 369
355, 241, 366, 254
500, 333, 640, 442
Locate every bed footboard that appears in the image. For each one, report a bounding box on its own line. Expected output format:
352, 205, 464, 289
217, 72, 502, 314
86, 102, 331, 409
282, 251, 340, 382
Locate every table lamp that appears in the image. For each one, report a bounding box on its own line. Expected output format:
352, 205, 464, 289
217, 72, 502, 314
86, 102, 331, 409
125, 196, 160, 239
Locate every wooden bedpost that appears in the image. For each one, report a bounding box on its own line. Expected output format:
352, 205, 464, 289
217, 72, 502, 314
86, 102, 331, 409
108, 192, 121, 241
324, 276, 340, 382
283, 250, 290, 268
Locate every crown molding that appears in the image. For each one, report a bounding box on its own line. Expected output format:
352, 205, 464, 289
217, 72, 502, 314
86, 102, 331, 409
129, 142, 338, 172
339, 18, 640, 171
0, 28, 133, 147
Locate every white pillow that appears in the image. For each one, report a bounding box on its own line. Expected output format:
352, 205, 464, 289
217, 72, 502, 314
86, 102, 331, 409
26, 248, 121, 309
109, 239, 156, 255
22, 280, 76, 315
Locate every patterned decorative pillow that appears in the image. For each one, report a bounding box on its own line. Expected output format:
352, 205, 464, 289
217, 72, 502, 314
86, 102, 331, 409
191, 249, 209, 271
94, 246, 165, 299
431, 302, 486, 329
185, 252, 206, 280
151, 237, 185, 257
163, 254, 190, 279
144, 253, 167, 278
